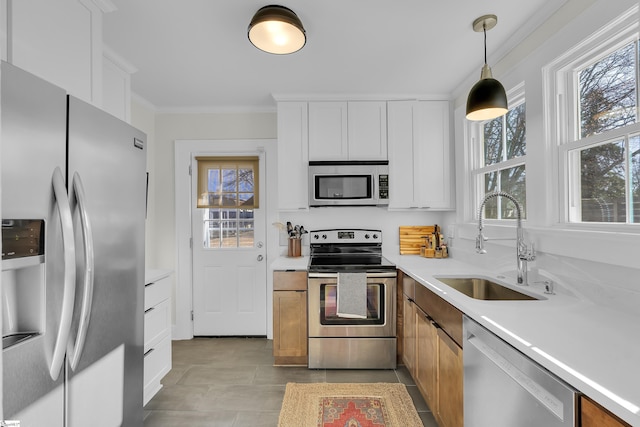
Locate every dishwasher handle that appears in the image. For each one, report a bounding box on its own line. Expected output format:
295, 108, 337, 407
466, 334, 565, 421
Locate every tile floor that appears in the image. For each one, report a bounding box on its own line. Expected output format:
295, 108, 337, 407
144, 337, 438, 427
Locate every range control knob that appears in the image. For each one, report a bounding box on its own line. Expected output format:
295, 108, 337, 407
364, 234, 370, 239
372, 234, 379, 239
322, 234, 328, 239
313, 234, 319, 240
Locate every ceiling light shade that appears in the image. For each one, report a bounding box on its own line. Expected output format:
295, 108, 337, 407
466, 15, 508, 121
248, 5, 306, 55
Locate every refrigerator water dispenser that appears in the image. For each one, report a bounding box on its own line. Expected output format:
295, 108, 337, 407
1, 219, 45, 349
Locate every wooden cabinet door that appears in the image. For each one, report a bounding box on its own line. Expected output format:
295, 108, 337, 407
415, 308, 438, 412
437, 328, 463, 427
277, 102, 309, 210
581, 396, 631, 427
308, 101, 348, 160
347, 101, 387, 160
402, 295, 416, 373
273, 291, 307, 363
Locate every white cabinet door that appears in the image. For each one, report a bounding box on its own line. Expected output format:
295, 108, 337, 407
308, 101, 348, 160
388, 100, 417, 208
9, 0, 103, 104
388, 100, 453, 209
348, 101, 387, 160
416, 101, 452, 209
277, 102, 309, 210
308, 101, 387, 161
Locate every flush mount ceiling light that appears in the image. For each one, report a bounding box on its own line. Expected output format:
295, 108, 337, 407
466, 14, 508, 121
248, 5, 306, 54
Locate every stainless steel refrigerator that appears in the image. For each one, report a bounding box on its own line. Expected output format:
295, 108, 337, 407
1, 61, 146, 426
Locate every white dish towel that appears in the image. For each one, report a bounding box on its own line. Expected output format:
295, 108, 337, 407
336, 272, 367, 319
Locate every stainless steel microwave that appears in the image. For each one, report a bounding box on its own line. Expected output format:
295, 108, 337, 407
308, 161, 389, 207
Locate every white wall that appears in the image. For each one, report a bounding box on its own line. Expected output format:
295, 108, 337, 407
447, 0, 640, 312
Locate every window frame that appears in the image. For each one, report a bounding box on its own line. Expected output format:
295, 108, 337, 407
545, 5, 639, 229
467, 83, 527, 222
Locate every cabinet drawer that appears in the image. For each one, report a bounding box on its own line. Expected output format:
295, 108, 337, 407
145, 276, 170, 310
144, 299, 171, 352
273, 271, 307, 291
143, 334, 171, 404
415, 282, 463, 347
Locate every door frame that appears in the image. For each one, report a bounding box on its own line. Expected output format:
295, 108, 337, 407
174, 139, 278, 340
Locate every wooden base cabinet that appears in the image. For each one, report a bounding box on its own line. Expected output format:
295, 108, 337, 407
401, 272, 463, 427
437, 329, 464, 427
415, 307, 438, 413
581, 396, 631, 427
273, 271, 308, 365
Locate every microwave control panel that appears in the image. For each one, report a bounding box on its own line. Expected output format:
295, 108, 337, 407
378, 175, 389, 199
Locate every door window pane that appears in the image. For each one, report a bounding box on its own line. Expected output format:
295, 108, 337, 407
196, 156, 259, 248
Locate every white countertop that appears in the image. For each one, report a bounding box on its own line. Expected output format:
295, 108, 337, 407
386, 254, 640, 426
270, 255, 310, 271
269, 253, 640, 424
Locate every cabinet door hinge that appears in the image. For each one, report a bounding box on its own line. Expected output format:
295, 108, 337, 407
189, 237, 193, 249
188, 164, 192, 175
191, 310, 194, 321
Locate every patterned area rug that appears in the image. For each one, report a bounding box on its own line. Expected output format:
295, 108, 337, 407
278, 383, 423, 427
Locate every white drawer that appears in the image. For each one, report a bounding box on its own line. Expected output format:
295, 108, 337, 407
144, 298, 170, 352
143, 334, 171, 405
145, 276, 170, 310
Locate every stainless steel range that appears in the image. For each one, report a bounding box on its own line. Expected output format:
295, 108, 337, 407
307, 229, 397, 369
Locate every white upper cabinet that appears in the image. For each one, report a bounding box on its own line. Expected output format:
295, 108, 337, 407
5, 0, 109, 104
308, 101, 387, 161
2, 0, 134, 122
277, 102, 309, 210
308, 102, 348, 160
387, 100, 453, 210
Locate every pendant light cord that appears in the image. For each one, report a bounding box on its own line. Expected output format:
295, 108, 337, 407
483, 23, 487, 65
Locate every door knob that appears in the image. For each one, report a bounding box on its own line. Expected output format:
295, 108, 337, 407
257, 254, 264, 261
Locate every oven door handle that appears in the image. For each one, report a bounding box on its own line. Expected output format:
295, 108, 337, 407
308, 271, 397, 279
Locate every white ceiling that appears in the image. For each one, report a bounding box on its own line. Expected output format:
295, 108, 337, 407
103, 0, 563, 112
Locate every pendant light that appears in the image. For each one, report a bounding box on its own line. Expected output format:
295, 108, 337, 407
466, 14, 508, 121
248, 5, 306, 55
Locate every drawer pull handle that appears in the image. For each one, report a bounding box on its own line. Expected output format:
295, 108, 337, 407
144, 348, 154, 357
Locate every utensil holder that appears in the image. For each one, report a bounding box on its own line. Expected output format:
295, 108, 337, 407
287, 238, 301, 257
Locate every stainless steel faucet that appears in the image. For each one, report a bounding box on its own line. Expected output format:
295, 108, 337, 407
476, 191, 535, 285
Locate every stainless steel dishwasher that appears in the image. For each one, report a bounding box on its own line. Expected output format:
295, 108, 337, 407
463, 316, 578, 426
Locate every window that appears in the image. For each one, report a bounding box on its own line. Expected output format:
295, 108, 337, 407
195, 156, 259, 248
471, 90, 527, 220
552, 7, 640, 224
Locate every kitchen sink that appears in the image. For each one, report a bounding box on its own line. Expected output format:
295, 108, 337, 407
434, 276, 539, 301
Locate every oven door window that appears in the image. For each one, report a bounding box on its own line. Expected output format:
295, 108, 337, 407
320, 283, 385, 325
314, 175, 372, 200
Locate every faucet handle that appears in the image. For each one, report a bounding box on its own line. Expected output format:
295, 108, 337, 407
475, 233, 487, 254
533, 279, 554, 294
519, 242, 536, 261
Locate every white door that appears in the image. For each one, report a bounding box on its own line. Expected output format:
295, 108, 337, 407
191, 154, 267, 335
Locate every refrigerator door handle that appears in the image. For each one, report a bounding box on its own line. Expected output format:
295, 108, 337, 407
67, 172, 95, 370
50, 167, 77, 380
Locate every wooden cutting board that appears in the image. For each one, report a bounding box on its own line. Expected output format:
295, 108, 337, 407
399, 226, 436, 254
